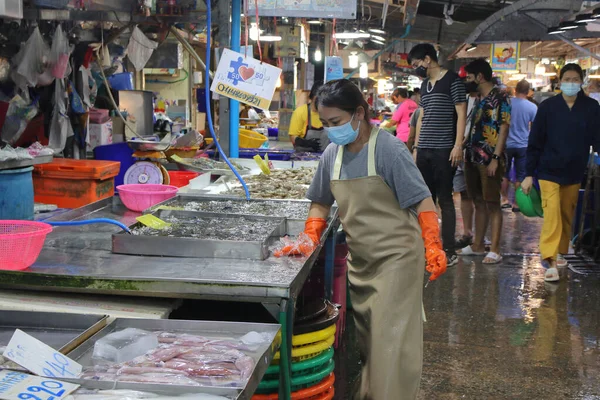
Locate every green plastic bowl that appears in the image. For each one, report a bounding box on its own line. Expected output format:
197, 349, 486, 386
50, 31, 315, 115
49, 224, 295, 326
515, 186, 543, 218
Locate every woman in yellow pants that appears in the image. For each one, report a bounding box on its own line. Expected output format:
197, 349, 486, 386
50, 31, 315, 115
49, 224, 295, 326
522, 63, 600, 282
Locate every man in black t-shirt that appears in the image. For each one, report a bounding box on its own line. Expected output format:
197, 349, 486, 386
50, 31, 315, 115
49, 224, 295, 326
408, 44, 467, 266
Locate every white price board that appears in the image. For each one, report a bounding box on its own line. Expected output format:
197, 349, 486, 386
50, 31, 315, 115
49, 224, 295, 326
3, 330, 82, 379
210, 49, 282, 109
247, 0, 357, 19
0, 370, 78, 400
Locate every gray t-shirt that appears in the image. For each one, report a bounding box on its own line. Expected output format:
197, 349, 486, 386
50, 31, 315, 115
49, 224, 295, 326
409, 107, 421, 128
306, 130, 431, 209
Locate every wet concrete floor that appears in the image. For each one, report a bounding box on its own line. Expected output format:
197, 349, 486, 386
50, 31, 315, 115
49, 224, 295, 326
334, 205, 600, 399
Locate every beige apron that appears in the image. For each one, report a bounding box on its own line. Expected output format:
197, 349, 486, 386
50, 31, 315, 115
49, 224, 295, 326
330, 128, 424, 400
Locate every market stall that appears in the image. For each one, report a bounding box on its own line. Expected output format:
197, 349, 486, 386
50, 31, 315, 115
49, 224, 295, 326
0, 194, 340, 399
0, 0, 348, 398
0, 310, 282, 399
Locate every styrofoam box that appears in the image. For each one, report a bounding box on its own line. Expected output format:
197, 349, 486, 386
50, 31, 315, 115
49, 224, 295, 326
0, 0, 22, 19
88, 121, 113, 150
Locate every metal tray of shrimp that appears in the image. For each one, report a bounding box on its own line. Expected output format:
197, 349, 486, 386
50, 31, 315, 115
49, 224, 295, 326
127, 139, 171, 152
144, 195, 320, 236
145, 195, 338, 236
112, 212, 286, 260
151, 208, 305, 238
63, 318, 282, 400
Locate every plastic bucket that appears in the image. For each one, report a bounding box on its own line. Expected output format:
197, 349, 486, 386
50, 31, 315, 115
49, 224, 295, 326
167, 171, 200, 188
0, 167, 34, 220
108, 72, 134, 91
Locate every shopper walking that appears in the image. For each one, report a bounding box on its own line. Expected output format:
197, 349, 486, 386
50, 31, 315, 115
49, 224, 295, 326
454, 90, 480, 249
408, 43, 467, 266
276, 79, 447, 400
501, 80, 537, 211
289, 82, 327, 152
522, 64, 600, 282
459, 59, 511, 264
381, 88, 418, 143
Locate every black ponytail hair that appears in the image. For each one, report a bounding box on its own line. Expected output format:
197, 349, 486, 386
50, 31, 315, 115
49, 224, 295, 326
309, 81, 323, 101
315, 79, 371, 122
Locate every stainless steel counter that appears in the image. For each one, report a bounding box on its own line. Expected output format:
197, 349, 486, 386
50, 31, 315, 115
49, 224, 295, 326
0, 197, 339, 303
0, 155, 53, 171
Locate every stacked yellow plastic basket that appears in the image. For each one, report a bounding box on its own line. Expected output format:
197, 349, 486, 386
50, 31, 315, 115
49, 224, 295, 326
252, 316, 337, 399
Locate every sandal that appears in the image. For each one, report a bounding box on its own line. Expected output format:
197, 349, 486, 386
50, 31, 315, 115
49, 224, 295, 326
483, 252, 503, 264
455, 235, 473, 249
557, 254, 569, 268
458, 245, 486, 256
545, 267, 560, 282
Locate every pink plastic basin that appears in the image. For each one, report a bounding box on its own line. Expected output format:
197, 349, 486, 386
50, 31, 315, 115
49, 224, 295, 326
117, 184, 178, 212
0, 221, 53, 270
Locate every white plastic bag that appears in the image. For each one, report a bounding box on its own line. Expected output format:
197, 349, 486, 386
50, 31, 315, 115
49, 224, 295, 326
50, 25, 73, 79
0, 95, 39, 145
12, 27, 50, 87
127, 27, 158, 71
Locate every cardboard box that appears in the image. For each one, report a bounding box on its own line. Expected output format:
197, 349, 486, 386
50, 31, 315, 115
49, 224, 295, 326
196, 112, 206, 133
88, 121, 113, 150
111, 117, 137, 142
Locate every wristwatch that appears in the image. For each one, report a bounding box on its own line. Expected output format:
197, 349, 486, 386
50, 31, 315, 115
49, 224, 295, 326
491, 154, 501, 160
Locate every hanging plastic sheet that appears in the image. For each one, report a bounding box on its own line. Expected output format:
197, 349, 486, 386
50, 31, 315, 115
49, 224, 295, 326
11, 27, 51, 89
127, 27, 158, 71
48, 78, 74, 152
50, 25, 73, 79
78, 65, 98, 107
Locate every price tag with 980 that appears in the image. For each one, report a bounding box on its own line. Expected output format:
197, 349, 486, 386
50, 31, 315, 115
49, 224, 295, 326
0, 370, 79, 400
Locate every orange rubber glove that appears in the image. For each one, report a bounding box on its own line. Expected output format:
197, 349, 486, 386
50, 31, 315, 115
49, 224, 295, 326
274, 218, 327, 257
418, 211, 447, 281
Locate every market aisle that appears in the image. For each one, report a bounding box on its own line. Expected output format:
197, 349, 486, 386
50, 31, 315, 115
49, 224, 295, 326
334, 207, 600, 399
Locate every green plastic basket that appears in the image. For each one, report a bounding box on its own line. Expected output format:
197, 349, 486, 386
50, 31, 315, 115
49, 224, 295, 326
515, 186, 543, 218
264, 347, 334, 379
256, 359, 335, 394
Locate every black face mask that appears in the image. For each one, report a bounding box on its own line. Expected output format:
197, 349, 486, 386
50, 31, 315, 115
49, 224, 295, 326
415, 66, 428, 78
465, 81, 479, 94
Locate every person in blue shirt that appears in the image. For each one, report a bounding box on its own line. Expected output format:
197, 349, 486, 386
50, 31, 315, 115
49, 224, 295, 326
501, 80, 537, 211
522, 63, 600, 282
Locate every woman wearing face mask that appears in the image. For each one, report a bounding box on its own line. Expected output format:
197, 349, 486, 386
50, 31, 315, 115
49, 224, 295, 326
522, 63, 600, 282
275, 79, 447, 400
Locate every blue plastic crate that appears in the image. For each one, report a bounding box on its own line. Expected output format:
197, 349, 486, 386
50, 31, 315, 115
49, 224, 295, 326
93, 142, 135, 187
